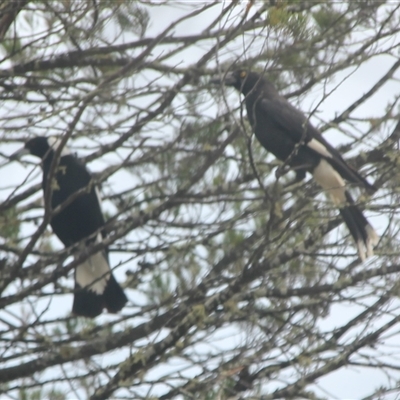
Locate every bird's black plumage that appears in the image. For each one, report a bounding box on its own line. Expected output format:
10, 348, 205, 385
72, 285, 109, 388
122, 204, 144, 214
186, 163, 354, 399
13, 137, 127, 317
211, 70, 379, 260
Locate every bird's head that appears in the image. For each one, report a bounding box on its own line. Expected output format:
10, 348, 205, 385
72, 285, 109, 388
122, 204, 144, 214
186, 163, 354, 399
10, 137, 51, 161
24, 137, 53, 159
210, 69, 263, 95
10, 136, 68, 161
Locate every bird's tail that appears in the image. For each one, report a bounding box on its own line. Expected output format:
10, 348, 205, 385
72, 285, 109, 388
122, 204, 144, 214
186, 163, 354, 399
103, 273, 127, 313
72, 251, 127, 318
339, 191, 379, 261
73, 284, 104, 318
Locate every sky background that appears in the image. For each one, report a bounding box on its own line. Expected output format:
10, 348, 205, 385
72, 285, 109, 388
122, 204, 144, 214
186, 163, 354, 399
1, 2, 400, 399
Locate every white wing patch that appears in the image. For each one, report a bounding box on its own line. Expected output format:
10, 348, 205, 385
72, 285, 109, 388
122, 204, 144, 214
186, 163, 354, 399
366, 224, 379, 247
358, 225, 379, 262
48, 136, 71, 156
75, 233, 110, 294
307, 138, 333, 158
312, 159, 346, 205
95, 186, 103, 208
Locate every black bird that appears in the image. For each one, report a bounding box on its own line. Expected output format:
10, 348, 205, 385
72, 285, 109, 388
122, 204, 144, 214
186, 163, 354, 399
12, 137, 127, 317
211, 70, 379, 260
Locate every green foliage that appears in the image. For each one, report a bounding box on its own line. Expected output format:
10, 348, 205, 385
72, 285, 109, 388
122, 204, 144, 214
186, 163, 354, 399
278, 50, 311, 82
171, 250, 201, 292
267, 5, 309, 38
223, 229, 245, 249
18, 384, 68, 400
115, 2, 149, 38
145, 271, 173, 305
18, 388, 41, 400
312, 5, 348, 32
64, 315, 97, 336
0, 206, 20, 242
0, 37, 22, 56
46, 390, 66, 400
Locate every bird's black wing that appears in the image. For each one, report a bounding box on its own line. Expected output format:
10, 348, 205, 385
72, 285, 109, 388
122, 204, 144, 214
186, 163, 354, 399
50, 155, 105, 246
257, 97, 374, 191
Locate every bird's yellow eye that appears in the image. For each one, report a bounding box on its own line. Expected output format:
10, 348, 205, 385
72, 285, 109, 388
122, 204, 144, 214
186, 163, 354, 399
240, 70, 247, 79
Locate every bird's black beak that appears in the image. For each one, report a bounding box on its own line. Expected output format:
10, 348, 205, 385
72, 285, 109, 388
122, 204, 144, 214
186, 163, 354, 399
10, 147, 29, 161
209, 72, 236, 86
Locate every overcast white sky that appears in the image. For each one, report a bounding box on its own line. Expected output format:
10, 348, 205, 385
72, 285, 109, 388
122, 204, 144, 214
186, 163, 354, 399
1, 2, 400, 399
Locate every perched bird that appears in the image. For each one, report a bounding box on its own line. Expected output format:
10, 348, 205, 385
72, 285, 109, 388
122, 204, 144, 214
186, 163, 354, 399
211, 70, 379, 260
12, 137, 127, 317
